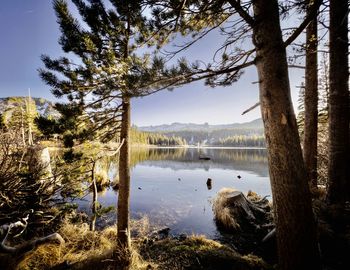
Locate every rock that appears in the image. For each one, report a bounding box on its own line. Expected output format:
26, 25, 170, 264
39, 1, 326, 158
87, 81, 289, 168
27, 146, 53, 178
206, 178, 212, 190
149, 227, 171, 240
178, 234, 187, 241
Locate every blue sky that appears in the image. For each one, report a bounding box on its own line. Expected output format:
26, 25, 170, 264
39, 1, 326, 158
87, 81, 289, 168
0, 0, 304, 126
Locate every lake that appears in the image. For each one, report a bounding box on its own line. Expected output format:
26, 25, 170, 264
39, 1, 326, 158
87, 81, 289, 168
79, 147, 271, 238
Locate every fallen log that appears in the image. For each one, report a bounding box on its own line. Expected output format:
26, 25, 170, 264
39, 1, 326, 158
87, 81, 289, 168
1, 218, 64, 253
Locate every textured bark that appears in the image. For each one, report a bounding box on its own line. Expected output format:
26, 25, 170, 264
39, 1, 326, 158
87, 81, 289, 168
252, 1, 320, 269
117, 96, 131, 249
326, 0, 350, 204
303, 8, 318, 189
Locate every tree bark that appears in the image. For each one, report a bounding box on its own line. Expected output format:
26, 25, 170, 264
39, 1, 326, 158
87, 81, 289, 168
303, 6, 318, 189
326, 0, 350, 204
117, 96, 131, 249
252, 1, 320, 269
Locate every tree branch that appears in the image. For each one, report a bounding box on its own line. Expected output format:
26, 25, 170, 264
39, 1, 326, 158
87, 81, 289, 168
227, 0, 255, 27
283, 0, 322, 47
242, 102, 260, 115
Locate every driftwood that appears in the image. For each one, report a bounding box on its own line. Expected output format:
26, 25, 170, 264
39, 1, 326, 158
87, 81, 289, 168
0, 213, 64, 256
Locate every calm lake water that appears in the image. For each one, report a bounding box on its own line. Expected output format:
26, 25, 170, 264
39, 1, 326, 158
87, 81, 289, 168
79, 147, 270, 238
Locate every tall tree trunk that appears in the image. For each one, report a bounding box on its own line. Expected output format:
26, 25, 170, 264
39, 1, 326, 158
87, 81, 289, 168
90, 161, 97, 231
326, 0, 349, 204
303, 6, 318, 189
117, 96, 131, 249
252, 1, 320, 269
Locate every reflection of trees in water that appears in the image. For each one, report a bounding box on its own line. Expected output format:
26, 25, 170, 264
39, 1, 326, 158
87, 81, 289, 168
129, 147, 269, 177
130, 147, 187, 167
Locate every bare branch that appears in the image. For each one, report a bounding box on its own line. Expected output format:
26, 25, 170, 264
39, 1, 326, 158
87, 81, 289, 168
241, 102, 260, 115
283, 0, 323, 47
227, 0, 255, 27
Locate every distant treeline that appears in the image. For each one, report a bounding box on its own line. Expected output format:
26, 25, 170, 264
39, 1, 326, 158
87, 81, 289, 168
131, 127, 265, 147
130, 127, 186, 146
214, 135, 266, 147
161, 128, 263, 145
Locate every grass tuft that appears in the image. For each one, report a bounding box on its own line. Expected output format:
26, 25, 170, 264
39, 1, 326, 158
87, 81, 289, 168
18, 221, 152, 270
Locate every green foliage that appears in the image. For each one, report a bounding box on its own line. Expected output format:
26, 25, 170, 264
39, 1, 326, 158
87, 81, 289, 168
40, 0, 180, 143
95, 204, 114, 218
35, 116, 61, 136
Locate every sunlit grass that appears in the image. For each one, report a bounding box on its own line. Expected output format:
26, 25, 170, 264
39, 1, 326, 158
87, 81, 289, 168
18, 220, 153, 270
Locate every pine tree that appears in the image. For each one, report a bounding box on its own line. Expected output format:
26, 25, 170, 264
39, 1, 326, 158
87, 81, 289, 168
39, 0, 171, 250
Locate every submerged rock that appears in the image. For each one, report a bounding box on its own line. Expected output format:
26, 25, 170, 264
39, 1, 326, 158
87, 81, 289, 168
206, 178, 212, 190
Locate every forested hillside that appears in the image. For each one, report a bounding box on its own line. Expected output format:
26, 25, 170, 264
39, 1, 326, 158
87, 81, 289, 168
137, 118, 265, 146
130, 127, 186, 146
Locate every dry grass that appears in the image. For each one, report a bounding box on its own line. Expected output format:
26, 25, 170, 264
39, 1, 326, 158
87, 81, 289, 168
18, 221, 153, 270
11, 216, 272, 270
130, 215, 151, 238
212, 188, 243, 230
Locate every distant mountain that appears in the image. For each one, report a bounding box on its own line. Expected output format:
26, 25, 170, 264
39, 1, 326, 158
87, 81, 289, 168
0, 97, 59, 118
138, 118, 263, 132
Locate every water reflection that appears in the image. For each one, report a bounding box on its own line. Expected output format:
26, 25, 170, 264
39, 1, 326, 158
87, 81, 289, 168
82, 147, 270, 238
130, 147, 268, 177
